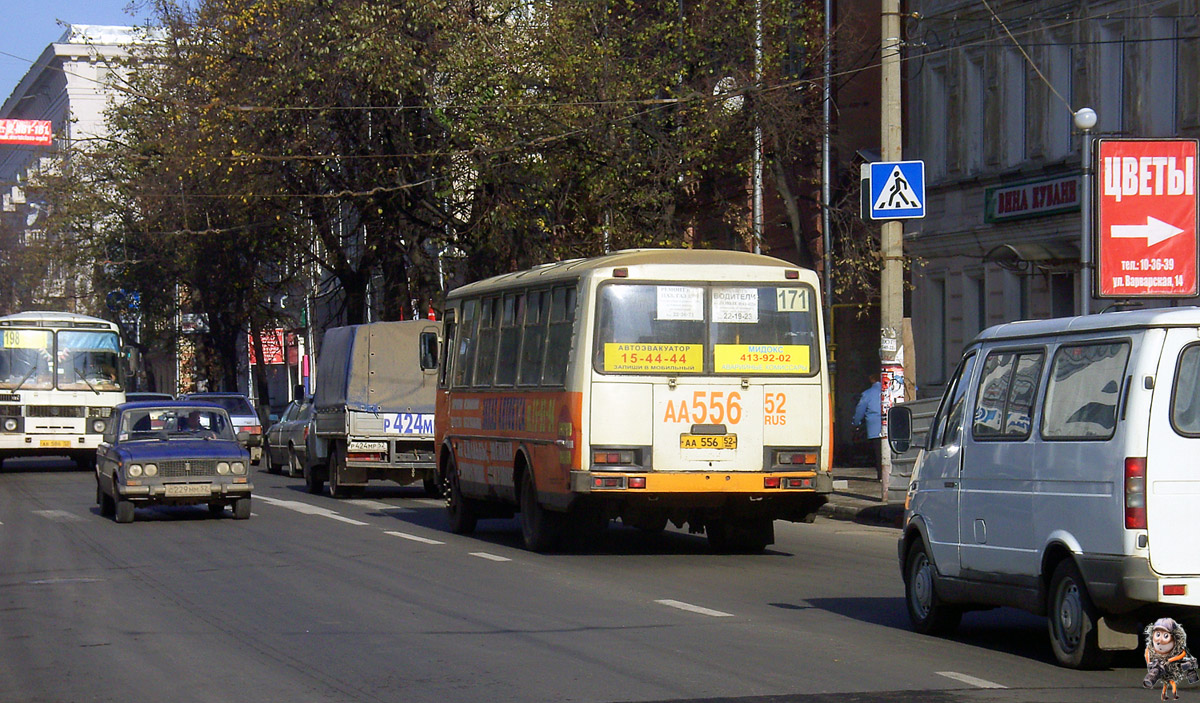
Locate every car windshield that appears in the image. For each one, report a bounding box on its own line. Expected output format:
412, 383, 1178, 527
119, 407, 235, 441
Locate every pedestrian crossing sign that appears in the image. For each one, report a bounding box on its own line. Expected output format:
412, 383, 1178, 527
869, 160, 925, 220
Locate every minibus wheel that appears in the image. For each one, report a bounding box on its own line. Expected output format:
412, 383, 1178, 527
904, 541, 961, 635
520, 471, 560, 552
1047, 560, 1112, 669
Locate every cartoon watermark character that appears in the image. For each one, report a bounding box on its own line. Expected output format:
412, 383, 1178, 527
1144, 618, 1199, 699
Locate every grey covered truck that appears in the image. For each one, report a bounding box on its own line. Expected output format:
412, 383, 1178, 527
304, 320, 441, 497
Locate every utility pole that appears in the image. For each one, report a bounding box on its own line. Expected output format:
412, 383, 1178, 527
879, 0, 903, 502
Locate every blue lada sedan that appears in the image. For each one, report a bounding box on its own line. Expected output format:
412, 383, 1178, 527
95, 401, 254, 523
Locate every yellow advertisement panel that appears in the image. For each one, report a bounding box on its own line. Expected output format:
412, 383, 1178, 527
713, 344, 810, 374
604, 343, 703, 373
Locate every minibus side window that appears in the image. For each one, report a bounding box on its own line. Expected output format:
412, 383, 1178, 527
1042, 341, 1130, 440
973, 350, 1043, 440
1171, 344, 1200, 436
930, 353, 977, 448
439, 311, 456, 389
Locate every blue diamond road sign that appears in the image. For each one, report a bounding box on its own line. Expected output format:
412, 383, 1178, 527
869, 160, 925, 220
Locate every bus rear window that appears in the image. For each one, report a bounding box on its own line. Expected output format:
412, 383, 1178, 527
594, 283, 818, 375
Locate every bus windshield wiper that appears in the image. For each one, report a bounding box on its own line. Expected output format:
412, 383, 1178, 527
75, 370, 100, 395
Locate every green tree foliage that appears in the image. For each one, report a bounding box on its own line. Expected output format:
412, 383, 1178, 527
28, 0, 834, 390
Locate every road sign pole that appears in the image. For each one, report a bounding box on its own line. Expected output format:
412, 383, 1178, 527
1075, 108, 1097, 315
879, 0, 903, 502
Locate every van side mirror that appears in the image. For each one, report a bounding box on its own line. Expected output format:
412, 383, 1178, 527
419, 331, 439, 370
887, 406, 912, 454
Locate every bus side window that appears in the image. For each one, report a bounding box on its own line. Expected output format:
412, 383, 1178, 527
474, 297, 500, 387
452, 300, 478, 388
439, 311, 456, 389
519, 290, 548, 386
542, 285, 576, 386
495, 293, 522, 386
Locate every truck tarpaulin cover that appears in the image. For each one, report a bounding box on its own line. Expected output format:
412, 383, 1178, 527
315, 321, 441, 413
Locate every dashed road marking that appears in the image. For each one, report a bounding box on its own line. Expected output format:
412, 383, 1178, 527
469, 552, 511, 562
654, 599, 734, 618
348, 499, 405, 511
385, 530, 444, 545
255, 495, 368, 526
33, 509, 84, 522
936, 672, 1006, 689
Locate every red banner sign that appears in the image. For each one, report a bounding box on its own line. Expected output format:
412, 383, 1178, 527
0, 119, 53, 146
1096, 139, 1199, 298
249, 329, 286, 365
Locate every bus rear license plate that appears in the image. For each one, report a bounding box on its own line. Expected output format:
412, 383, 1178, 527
165, 484, 211, 497
679, 434, 737, 450
39, 440, 71, 448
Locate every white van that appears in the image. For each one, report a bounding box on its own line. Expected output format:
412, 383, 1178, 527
887, 308, 1200, 669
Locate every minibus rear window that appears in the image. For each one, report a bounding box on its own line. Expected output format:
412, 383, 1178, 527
1171, 344, 1200, 436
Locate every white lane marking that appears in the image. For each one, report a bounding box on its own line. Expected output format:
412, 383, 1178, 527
34, 509, 84, 522
385, 530, 444, 545
936, 672, 1006, 689
255, 495, 368, 526
470, 552, 511, 562
347, 499, 400, 510
654, 599, 734, 618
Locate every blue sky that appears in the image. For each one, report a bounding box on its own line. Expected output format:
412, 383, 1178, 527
0, 0, 148, 104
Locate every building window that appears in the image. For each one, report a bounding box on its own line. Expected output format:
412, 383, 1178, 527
964, 52, 985, 173
1097, 23, 1125, 135
1050, 273, 1075, 318
1004, 271, 1030, 321
925, 62, 948, 180
1148, 16, 1178, 137
964, 271, 986, 340
927, 275, 947, 385
1003, 49, 1027, 166
1044, 41, 1073, 160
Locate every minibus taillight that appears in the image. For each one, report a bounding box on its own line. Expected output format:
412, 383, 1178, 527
1125, 457, 1147, 530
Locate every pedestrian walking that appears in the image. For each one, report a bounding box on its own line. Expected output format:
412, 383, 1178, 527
852, 374, 883, 481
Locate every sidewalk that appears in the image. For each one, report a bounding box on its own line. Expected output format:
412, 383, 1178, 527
818, 465, 905, 528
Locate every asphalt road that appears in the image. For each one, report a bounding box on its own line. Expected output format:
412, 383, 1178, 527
0, 458, 1157, 703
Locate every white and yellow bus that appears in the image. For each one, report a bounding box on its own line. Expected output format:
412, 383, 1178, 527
434, 249, 832, 552
0, 312, 125, 468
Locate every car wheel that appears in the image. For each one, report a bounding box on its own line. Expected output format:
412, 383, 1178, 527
287, 445, 302, 478
1047, 560, 1112, 669
114, 499, 135, 524
266, 447, 282, 474
422, 475, 442, 498
305, 462, 325, 495
232, 497, 252, 520
445, 462, 477, 535
519, 469, 560, 552
904, 540, 962, 635
328, 443, 349, 498
98, 477, 115, 518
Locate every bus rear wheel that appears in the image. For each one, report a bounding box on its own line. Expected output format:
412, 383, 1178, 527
520, 471, 560, 552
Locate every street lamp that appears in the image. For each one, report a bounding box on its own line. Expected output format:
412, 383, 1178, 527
1075, 107, 1097, 316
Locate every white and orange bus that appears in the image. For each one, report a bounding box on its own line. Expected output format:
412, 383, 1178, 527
434, 249, 832, 551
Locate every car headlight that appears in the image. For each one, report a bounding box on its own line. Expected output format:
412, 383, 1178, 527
128, 464, 143, 477
2, 418, 16, 432
231, 462, 246, 475
144, 463, 158, 477
91, 419, 107, 433
216, 462, 230, 475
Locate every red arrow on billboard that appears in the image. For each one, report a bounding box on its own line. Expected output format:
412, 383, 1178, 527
1096, 139, 1199, 298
